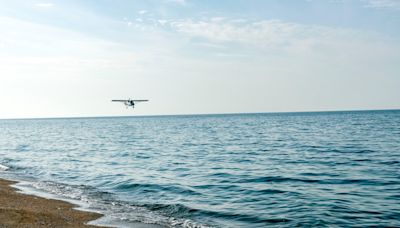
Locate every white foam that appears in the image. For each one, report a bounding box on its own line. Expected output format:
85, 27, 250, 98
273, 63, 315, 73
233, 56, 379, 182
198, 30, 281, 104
0, 164, 9, 171
11, 181, 166, 228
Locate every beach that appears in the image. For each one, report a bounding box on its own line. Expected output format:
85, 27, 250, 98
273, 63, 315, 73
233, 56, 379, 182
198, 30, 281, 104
0, 178, 102, 227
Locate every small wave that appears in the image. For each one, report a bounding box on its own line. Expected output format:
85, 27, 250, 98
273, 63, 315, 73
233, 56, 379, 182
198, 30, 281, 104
234, 176, 388, 186
300, 172, 341, 177
0, 164, 9, 171
114, 181, 202, 196
143, 202, 292, 226
379, 160, 399, 165
236, 176, 319, 184
15, 144, 29, 152
22, 180, 211, 228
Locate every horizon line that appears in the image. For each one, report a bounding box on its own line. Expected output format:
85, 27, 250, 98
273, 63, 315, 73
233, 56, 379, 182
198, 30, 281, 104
1, 108, 399, 121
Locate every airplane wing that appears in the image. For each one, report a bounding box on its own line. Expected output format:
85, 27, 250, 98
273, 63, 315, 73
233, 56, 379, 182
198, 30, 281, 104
111, 99, 149, 102
111, 100, 129, 102
132, 100, 149, 102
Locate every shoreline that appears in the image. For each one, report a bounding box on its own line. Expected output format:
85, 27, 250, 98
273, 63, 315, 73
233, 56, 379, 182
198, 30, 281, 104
0, 178, 104, 227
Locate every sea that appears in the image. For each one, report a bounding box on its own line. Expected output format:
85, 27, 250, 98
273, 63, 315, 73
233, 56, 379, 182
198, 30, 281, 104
0, 110, 399, 227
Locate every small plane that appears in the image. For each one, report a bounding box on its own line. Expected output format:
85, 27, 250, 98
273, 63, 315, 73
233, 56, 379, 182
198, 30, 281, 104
112, 99, 149, 109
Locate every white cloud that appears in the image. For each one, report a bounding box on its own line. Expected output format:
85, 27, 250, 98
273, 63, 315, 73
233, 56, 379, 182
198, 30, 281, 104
35, 3, 54, 8
168, 18, 374, 50
158, 19, 168, 25
362, 0, 400, 10
165, 17, 400, 100
0, 16, 140, 74
166, 0, 186, 5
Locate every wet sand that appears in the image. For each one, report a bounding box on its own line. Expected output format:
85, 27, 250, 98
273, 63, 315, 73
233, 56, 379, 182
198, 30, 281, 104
0, 178, 103, 227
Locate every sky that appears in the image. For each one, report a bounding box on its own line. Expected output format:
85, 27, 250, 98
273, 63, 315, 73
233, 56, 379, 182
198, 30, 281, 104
0, 0, 399, 118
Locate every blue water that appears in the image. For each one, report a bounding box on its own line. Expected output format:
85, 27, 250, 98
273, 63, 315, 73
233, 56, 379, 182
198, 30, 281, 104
1, 110, 400, 227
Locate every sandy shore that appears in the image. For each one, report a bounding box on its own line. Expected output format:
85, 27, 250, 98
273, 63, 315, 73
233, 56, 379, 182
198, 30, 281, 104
0, 178, 103, 227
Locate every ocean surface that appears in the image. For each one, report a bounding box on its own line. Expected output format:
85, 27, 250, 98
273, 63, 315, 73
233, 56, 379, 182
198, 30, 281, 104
0, 110, 400, 227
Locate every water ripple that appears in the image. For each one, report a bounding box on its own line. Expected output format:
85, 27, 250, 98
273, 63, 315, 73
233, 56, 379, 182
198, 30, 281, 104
0, 111, 399, 227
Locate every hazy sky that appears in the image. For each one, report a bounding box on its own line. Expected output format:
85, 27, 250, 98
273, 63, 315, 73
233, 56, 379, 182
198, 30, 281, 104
0, 0, 399, 118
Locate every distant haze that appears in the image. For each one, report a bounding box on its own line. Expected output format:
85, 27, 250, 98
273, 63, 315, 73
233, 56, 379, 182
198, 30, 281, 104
0, 0, 399, 118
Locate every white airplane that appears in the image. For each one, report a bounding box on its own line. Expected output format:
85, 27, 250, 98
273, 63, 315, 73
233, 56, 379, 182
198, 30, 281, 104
112, 99, 149, 109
